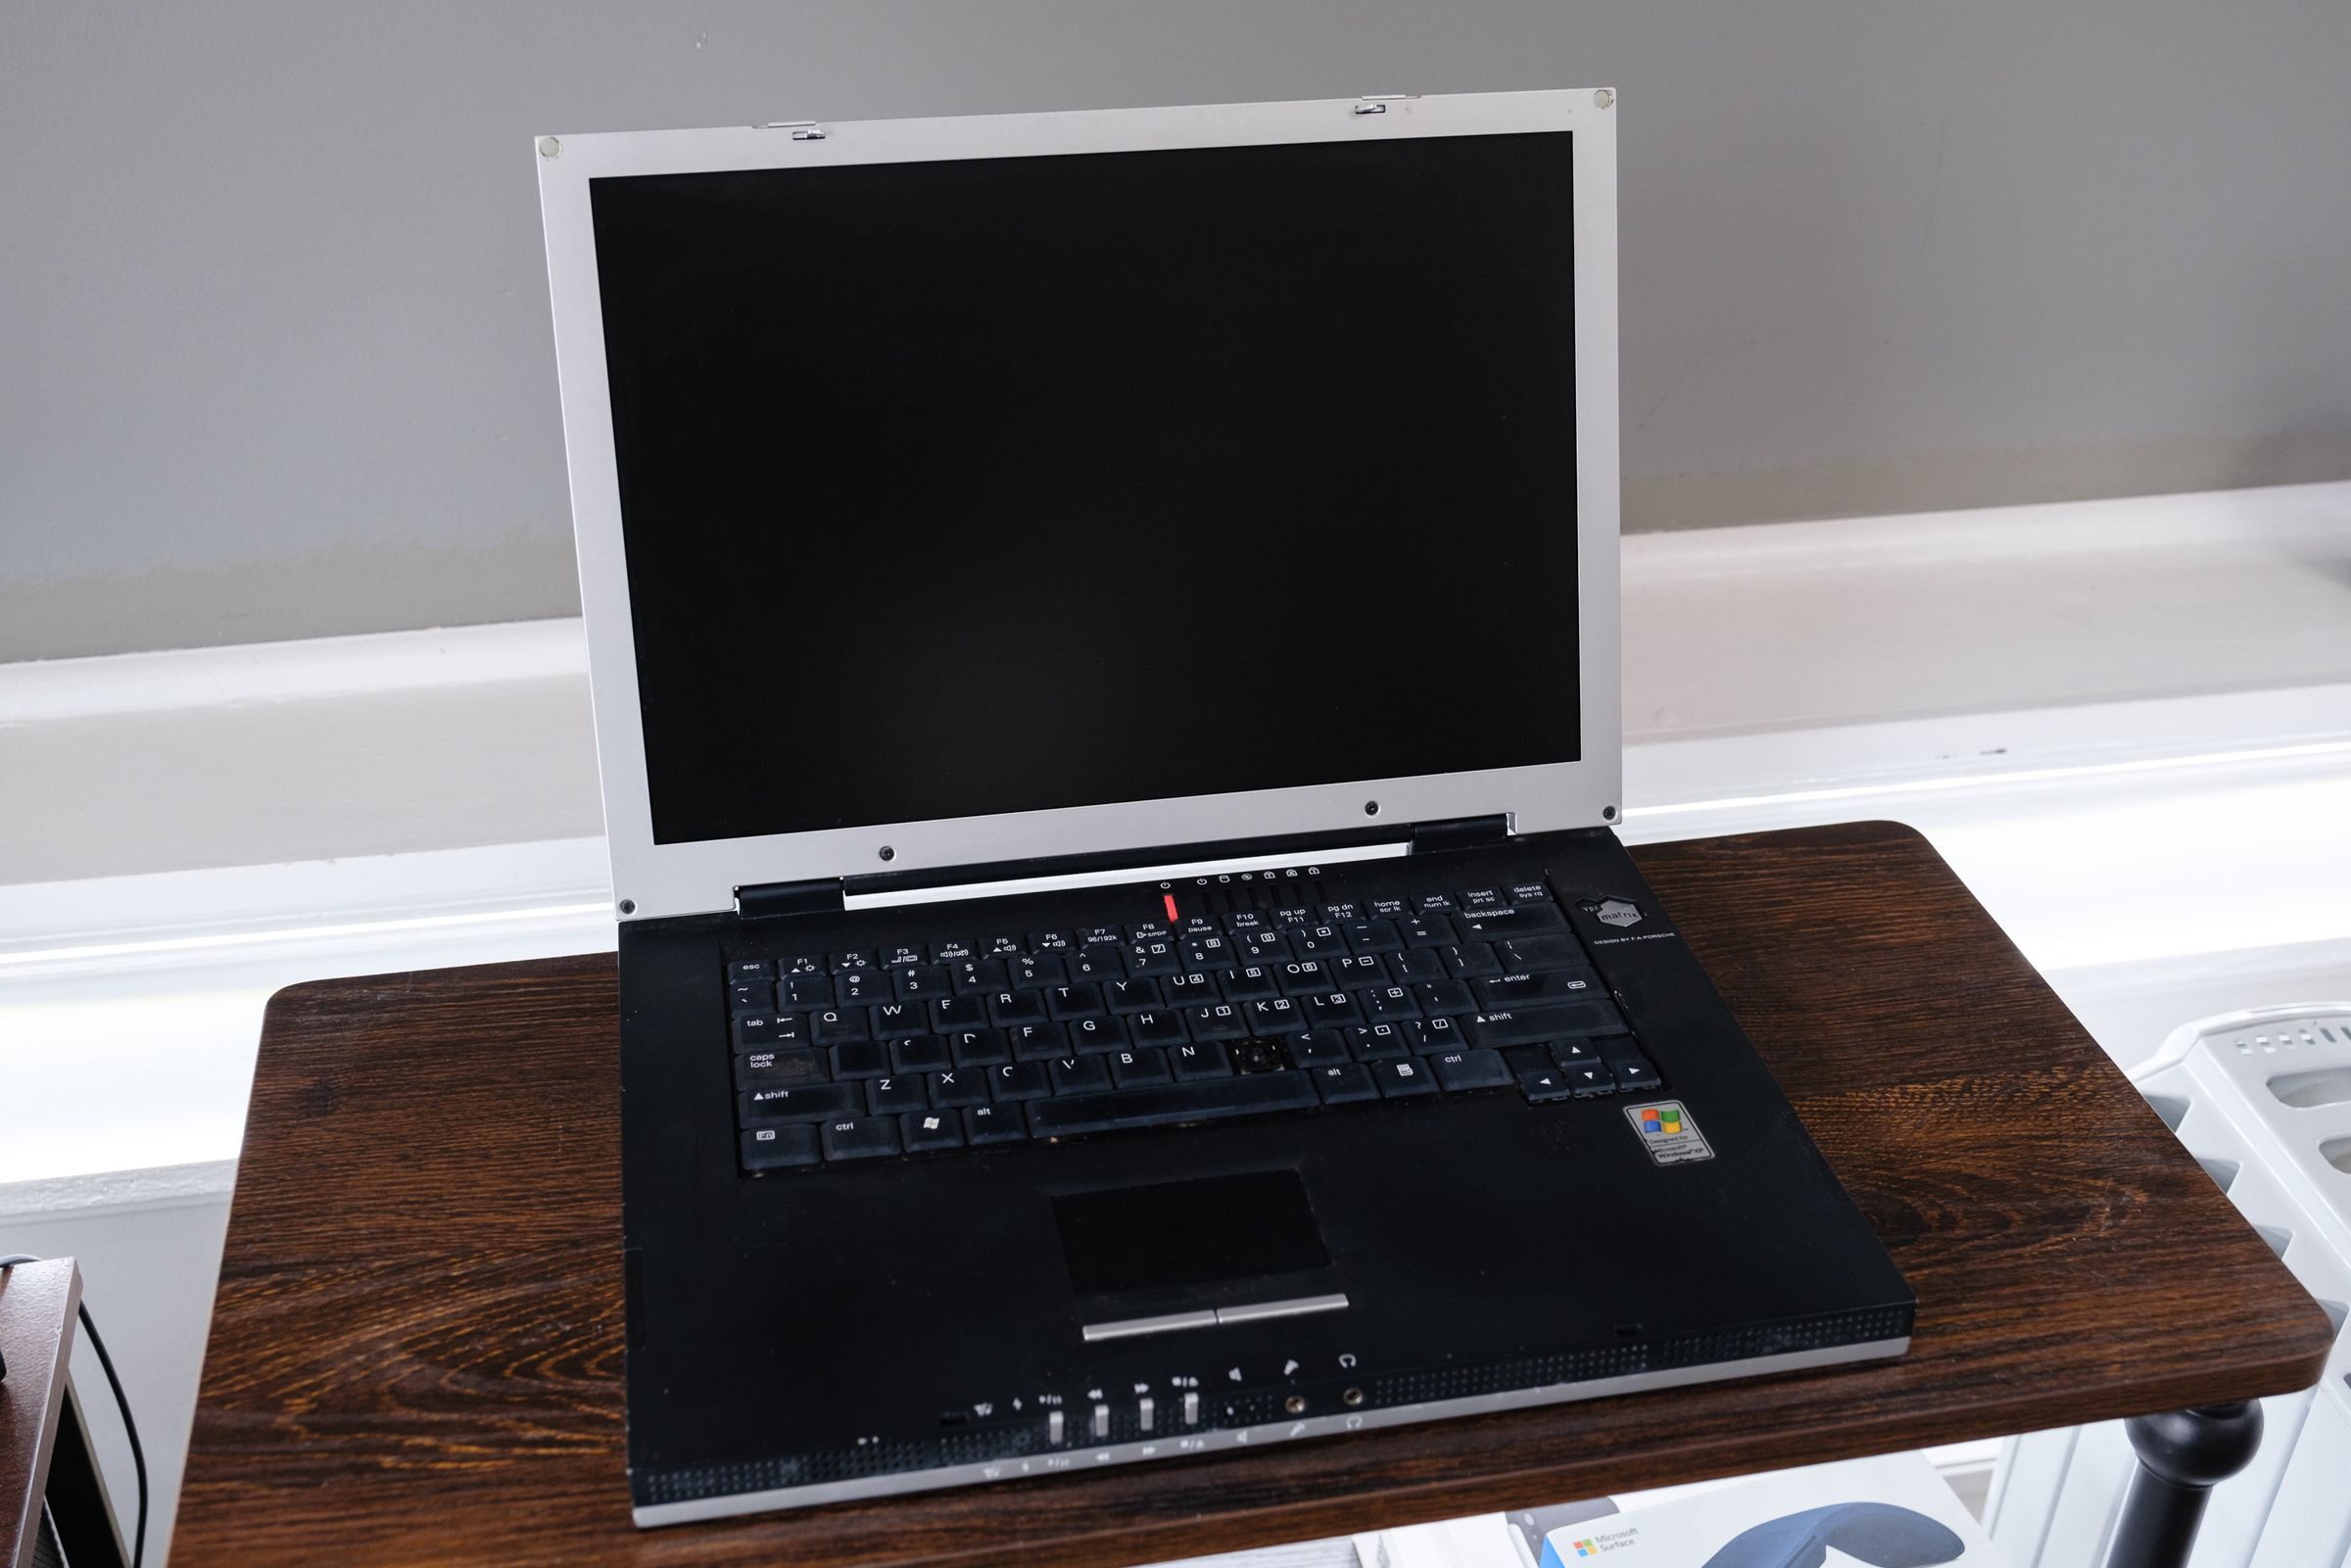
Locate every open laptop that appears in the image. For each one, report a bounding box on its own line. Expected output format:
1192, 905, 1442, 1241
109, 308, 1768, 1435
535, 88, 1913, 1528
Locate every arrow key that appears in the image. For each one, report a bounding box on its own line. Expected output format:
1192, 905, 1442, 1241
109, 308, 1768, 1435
1516, 1064, 1575, 1103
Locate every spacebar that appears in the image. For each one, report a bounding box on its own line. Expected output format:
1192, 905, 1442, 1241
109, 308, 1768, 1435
1028, 1073, 1317, 1137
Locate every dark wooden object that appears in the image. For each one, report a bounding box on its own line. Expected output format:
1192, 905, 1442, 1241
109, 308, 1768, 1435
172, 822, 2337, 1568
0, 1259, 79, 1568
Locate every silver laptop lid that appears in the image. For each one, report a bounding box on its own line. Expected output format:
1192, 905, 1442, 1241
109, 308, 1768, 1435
537, 89, 1620, 922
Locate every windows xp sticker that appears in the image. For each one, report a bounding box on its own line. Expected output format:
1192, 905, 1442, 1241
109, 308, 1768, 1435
1625, 1100, 1714, 1165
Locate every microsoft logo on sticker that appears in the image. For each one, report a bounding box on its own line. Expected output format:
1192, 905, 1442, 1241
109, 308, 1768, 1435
1636, 1103, 1683, 1135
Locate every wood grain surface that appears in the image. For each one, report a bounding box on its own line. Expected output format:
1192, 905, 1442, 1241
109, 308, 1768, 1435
172, 823, 2338, 1567
1, 1258, 79, 1568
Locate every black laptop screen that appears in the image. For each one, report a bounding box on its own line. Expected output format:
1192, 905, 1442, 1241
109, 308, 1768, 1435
590, 129, 1581, 845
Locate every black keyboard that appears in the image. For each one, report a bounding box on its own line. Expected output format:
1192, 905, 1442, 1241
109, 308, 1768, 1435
725, 879, 1662, 1172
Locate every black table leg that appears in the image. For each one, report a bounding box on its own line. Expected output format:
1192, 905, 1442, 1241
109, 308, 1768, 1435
2103, 1401, 2264, 1568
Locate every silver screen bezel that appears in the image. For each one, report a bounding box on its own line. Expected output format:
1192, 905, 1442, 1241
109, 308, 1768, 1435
537, 89, 1621, 921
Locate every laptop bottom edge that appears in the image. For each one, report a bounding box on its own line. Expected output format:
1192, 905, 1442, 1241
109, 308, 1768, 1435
630, 1333, 1912, 1527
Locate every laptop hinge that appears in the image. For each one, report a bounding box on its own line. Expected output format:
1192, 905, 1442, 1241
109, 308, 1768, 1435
735, 878, 847, 920
1409, 814, 1512, 854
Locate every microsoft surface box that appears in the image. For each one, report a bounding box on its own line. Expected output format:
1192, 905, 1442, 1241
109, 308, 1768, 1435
534, 88, 1915, 1526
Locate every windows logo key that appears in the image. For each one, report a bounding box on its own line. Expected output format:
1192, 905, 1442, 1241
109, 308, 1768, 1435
1625, 1099, 1714, 1165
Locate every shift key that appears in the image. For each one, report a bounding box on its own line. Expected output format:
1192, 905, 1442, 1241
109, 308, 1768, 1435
1460, 1001, 1623, 1046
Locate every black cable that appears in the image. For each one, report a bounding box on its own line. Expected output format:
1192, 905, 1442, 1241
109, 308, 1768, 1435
1, 1256, 146, 1568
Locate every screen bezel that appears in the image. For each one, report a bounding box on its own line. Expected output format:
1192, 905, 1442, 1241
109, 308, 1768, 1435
537, 90, 1621, 922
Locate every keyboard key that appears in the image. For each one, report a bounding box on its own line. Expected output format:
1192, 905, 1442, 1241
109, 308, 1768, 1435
982, 934, 1026, 957
1373, 1058, 1438, 1097
901, 1110, 965, 1152
727, 960, 775, 982
1442, 943, 1503, 979
881, 944, 926, 968
1109, 1047, 1172, 1087
1273, 905, 1315, 927
928, 1069, 989, 1108
1247, 997, 1303, 1036
1498, 934, 1583, 973
1456, 904, 1569, 940
963, 1104, 1028, 1144
729, 981, 775, 1016
1236, 931, 1292, 963
1313, 1063, 1381, 1104
1416, 979, 1478, 1017
1291, 1030, 1351, 1067
867, 1074, 930, 1115
1162, 972, 1220, 1006
1079, 925, 1123, 946
736, 1048, 830, 1091
870, 1002, 927, 1039
834, 971, 886, 1004
1029, 930, 1072, 951
1347, 1024, 1409, 1061
1006, 1022, 1068, 1061
1128, 1009, 1190, 1049
990, 1062, 1052, 1101
821, 1117, 900, 1161
1516, 1063, 1573, 1103
1327, 955, 1385, 987
1104, 976, 1162, 1013
1180, 933, 1233, 970
930, 937, 977, 962
742, 1124, 819, 1169
1303, 991, 1363, 1028
946, 1028, 1011, 1068
1050, 1055, 1113, 1093
931, 995, 987, 1033
1292, 925, 1349, 959
1066, 947, 1125, 984
1430, 1048, 1511, 1092
1410, 1015, 1466, 1053
732, 1014, 788, 1050
1276, 961, 1328, 995
950, 958, 1009, 994
1169, 1043, 1230, 1081
1026, 1071, 1317, 1138
1564, 1062, 1615, 1098
892, 964, 951, 1000
781, 973, 834, 1009
1361, 984, 1421, 1022
831, 1041, 890, 1079
742, 1082, 861, 1122
1006, 954, 1066, 989
781, 955, 825, 975
1609, 1055, 1662, 1092
811, 1008, 871, 1046
1551, 1038, 1600, 1066
1187, 1003, 1250, 1040
1341, 919, 1402, 953
1320, 901, 1361, 921
1459, 886, 1508, 913
1460, 1002, 1623, 1047
986, 989, 1047, 1025
1126, 938, 1181, 976
1475, 970, 1604, 1009
1367, 896, 1410, 919
1221, 965, 1279, 1001
1508, 881, 1555, 904
1064, 1015, 1128, 1053
1413, 891, 1458, 914
1399, 914, 1455, 947
1045, 983, 1106, 1021
831, 949, 874, 973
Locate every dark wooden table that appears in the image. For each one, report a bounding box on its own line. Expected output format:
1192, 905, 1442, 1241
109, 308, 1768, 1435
173, 822, 2337, 1568
1, 1259, 79, 1568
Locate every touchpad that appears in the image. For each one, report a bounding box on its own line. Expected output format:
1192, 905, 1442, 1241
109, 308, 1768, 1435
1053, 1169, 1331, 1296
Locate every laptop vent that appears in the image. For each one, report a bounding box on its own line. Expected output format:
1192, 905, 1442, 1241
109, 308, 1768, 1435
635, 1306, 1914, 1507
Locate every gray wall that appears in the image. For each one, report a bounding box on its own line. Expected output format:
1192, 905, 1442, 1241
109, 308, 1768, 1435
6, 0, 2348, 661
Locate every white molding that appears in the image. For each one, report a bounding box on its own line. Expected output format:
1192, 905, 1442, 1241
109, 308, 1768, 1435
0, 619, 587, 724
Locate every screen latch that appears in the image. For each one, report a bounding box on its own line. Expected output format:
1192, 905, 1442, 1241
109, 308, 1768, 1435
1409, 814, 1511, 853
1353, 94, 1419, 116
735, 878, 847, 919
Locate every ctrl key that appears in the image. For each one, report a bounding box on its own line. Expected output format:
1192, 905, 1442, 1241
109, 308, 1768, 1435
741, 1124, 819, 1171
820, 1117, 901, 1161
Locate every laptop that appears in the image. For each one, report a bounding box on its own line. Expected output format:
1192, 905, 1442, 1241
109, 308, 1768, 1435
534, 88, 1914, 1528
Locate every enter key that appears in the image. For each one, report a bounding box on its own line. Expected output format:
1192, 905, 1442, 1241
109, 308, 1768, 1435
1474, 969, 1606, 1009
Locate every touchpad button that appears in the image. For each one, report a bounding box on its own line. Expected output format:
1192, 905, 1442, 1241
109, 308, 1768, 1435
1053, 1169, 1331, 1296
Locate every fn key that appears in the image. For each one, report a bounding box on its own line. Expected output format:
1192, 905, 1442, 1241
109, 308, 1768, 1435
741, 1124, 819, 1170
